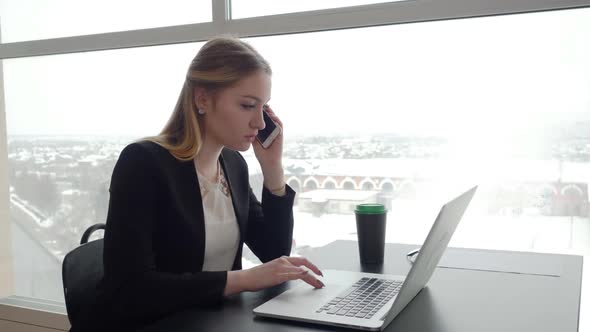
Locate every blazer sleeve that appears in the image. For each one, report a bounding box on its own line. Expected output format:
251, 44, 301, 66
244, 183, 296, 263
102, 143, 227, 322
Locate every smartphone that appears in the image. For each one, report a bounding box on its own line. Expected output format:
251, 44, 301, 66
256, 109, 282, 149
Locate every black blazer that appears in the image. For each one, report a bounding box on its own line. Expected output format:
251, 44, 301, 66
73, 141, 295, 331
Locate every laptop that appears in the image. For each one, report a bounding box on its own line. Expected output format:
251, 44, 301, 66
253, 186, 477, 331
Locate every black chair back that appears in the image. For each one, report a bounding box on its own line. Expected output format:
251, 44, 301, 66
62, 224, 105, 325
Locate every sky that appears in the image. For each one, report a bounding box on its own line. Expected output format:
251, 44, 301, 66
0, 3, 589, 142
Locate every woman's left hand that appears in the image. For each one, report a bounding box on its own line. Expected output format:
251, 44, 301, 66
253, 105, 285, 191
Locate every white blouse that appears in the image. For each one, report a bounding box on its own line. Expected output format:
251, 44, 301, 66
197, 165, 240, 272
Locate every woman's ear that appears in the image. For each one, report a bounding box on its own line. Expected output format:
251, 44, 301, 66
194, 87, 209, 111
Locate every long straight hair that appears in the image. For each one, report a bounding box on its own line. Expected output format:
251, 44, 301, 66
145, 37, 272, 161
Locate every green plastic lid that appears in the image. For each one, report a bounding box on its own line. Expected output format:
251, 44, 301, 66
355, 204, 386, 214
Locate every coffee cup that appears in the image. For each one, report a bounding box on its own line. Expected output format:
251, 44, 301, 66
355, 204, 387, 264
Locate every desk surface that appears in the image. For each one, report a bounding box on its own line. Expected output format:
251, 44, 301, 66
140, 240, 583, 332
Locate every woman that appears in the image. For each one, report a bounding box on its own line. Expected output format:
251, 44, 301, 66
73, 37, 323, 331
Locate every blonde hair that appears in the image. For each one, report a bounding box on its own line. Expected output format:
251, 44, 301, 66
145, 37, 272, 161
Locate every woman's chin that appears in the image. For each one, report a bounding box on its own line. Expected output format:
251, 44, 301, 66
225, 142, 251, 152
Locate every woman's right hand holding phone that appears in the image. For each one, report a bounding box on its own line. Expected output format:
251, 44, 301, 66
253, 106, 286, 195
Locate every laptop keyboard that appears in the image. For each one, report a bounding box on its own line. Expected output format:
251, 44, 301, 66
315, 277, 402, 319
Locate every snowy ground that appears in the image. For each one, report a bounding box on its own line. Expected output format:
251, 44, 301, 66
292, 200, 590, 256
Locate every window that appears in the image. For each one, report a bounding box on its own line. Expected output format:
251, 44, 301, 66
240, 7, 590, 253
1, 3, 589, 318
362, 181, 375, 190
0, 0, 211, 43
3, 42, 202, 301
343, 181, 356, 190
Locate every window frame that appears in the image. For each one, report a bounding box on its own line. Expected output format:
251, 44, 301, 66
1, 0, 589, 59
1, 0, 590, 329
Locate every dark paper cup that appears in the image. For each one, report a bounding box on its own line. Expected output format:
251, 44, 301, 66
355, 204, 387, 264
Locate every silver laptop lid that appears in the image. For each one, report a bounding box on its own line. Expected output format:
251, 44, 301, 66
382, 186, 477, 327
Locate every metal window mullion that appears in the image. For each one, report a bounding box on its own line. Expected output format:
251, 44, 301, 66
0, 16, 15, 298
224, 0, 590, 38
0, 21, 219, 60
212, 0, 230, 26
0, 0, 590, 59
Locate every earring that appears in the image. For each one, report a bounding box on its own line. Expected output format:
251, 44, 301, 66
197, 108, 205, 115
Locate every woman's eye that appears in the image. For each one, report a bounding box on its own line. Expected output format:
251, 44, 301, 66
241, 104, 256, 109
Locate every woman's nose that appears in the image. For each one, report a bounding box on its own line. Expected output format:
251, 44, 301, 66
252, 108, 266, 130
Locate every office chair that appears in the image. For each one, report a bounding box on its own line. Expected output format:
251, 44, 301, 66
62, 223, 106, 325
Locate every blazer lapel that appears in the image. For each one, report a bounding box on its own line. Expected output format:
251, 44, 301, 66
179, 157, 206, 268
219, 152, 247, 240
